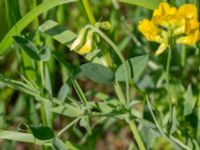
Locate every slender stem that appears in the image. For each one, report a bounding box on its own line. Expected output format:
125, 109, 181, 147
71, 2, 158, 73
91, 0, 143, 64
87, 25, 130, 104
86, 25, 145, 149
82, 1, 127, 106
82, 0, 96, 25
72, 79, 87, 105
128, 120, 146, 150
166, 42, 173, 123
114, 82, 126, 106
40, 103, 47, 126
81, 3, 143, 148
40, 62, 45, 87
146, 95, 191, 150
98, 44, 113, 67
57, 117, 80, 137
181, 45, 186, 67
99, 44, 126, 105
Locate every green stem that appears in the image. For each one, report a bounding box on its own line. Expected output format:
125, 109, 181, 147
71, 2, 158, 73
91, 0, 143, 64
40, 62, 45, 87
81, 2, 143, 148
166, 42, 173, 123
57, 117, 80, 137
82, 0, 127, 105
146, 95, 191, 150
99, 44, 126, 106
40, 103, 47, 126
72, 79, 88, 105
181, 45, 186, 67
128, 120, 146, 150
98, 44, 113, 67
87, 25, 130, 104
82, 0, 96, 25
86, 25, 145, 149
114, 82, 126, 106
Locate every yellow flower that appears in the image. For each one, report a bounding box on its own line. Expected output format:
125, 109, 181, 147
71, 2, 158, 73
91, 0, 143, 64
138, 2, 200, 56
77, 39, 92, 54
138, 19, 162, 42
70, 28, 87, 50
153, 2, 177, 17
77, 30, 93, 55
178, 4, 198, 20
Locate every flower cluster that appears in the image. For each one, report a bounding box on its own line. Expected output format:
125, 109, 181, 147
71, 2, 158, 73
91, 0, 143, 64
70, 21, 111, 55
138, 2, 200, 56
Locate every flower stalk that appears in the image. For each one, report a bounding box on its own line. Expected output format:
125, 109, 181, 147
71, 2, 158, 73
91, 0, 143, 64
166, 37, 173, 125
82, 1, 145, 149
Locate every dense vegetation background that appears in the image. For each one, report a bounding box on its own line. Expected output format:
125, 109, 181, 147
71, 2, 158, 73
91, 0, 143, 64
0, 0, 200, 149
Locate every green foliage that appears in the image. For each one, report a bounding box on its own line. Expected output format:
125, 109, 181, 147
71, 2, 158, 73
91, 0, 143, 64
0, 0, 200, 149
118, 0, 162, 10
80, 63, 114, 84
0, 0, 77, 56
13, 36, 51, 61
30, 126, 55, 140
115, 55, 149, 82
52, 138, 68, 150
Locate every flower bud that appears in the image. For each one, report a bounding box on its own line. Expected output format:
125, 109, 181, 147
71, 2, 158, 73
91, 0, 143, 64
70, 28, 87, 51
95, 21, 112, 30
77, 30, 94, 55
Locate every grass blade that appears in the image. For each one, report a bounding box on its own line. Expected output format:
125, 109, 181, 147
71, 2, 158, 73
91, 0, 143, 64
0, 0, 77, 56
0, 130, 51, 146
118, 0, 162, 9
5, 0, 21, 28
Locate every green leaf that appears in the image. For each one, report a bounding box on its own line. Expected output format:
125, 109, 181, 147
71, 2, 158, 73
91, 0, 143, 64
45, 64, 52, 96
80, 63, 114, 84
39, 46, 51, 61
13, 36, 41, 60
39, 20, 76, 46
51, 104, 82, 117
14, 36, 51, 61
0, 130, 51, 146
52, 137, 68, 150
97, 102, 113, 113
57, 83, 70, 101
0, 0, 77, 56
118, 0, 162, 10
184, 85, 196, 116
115, 55, 149, 82
169, 106, 179, 134
30, 126, 54, 140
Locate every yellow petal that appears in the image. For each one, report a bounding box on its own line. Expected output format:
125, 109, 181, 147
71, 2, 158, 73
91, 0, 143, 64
70, 28, 87, 50
153, 2, 177, 17
185, 19, 199, 34
178, 4, 198, 19
138, 19, 161, 42
176, 30, 199, 45
77, 40, 92, 55
155, 42, 168, 56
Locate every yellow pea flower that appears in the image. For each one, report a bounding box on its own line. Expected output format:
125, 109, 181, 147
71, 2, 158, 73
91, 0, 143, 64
138, 2, 200, 56
77, 30, 93, 55
153, 2, 177, 17
178, 4, 198, 20
70, 28, 87, 50
138, 19, 162, 42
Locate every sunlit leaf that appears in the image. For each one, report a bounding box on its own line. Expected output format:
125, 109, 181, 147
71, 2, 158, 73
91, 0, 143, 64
115, 55, 149, 82
80, 63, 114, 84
